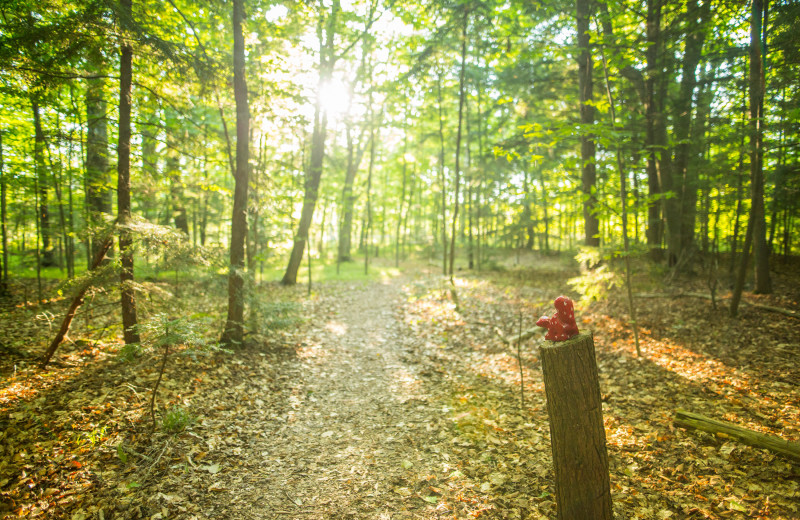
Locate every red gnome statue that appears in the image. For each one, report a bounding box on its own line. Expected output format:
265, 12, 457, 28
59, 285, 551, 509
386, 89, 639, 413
536, 296, 580, 341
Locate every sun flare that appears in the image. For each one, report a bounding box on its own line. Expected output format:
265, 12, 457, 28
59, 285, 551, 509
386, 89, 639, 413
318, 79, 351, 118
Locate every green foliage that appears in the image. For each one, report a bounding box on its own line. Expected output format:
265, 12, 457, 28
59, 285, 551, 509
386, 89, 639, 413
83, 424, 108, 447
250, 300, 304, 333
161, 405, 196, 433
568, 247, 618, 302
116, 443, 129, 463
121, 313, 224, 361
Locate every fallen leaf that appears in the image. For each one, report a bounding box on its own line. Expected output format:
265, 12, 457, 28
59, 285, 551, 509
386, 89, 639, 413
201, 463, 221, 474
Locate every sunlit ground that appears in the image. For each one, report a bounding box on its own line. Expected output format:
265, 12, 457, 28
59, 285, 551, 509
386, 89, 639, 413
584, 311, 800, 440
400, 271, 799, 518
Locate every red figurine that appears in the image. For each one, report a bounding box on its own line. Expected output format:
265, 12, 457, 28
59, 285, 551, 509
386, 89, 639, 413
536, 296, 580, 341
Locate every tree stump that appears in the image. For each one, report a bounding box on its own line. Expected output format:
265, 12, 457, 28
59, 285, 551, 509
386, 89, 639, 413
540, 332, 612, 520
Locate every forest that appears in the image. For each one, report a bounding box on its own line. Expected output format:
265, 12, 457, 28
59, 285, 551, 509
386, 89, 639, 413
0, 0, 799, 518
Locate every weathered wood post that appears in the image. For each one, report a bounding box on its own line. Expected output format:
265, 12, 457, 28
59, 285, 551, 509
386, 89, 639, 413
537, 297, 612, 519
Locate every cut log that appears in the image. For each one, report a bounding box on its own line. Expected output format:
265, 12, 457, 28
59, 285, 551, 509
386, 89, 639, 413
674, 410, 800, 462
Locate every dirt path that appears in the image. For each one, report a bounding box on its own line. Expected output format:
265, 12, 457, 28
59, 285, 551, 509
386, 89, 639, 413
4, 257, 799, 519
184, 279, 454, 519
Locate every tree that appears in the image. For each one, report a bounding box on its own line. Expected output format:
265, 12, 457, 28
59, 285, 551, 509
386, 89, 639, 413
449, 7, 468, 278
85, 46, 113, 262
576, 0, 599, 247
731, 0, 771, 315
118, 0, 141, 346
282, 0, 340, 285
644, 0, 666, 255
32, 99, 56, 267
671, 0, 710, 263
0, 131, 6, 293
220, 0, 250, 345
750, 0, 771, 294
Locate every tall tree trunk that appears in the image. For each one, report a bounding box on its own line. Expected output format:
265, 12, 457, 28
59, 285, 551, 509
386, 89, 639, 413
118, 0, 140, 345
644, 0, 664, 254
476, 66, 484, 270
436, 68, 448, 276
598, 29, 641, 355
32, 101, 55, 267
65, 128, 77, 279
364, 104, 375, 275
523, 169, 534, 249
541, 171, 550, 251
402, 165, 415, 262
464, 87, 473, 269
167, 156, 189, 235
220, 0, 251, 345
283, 0, 338, 285
0, 132, 6, 292
655, 52, 679, 265
199, 191, 208, 246
449, 12, 468, 279
577, 0, 599, 247
47, 118, 72, 278
731, 0, 772, 315
164, 109, 189, 235
338, 123, 367, 262
751, 0, 771, 294
395, 117, 408, 268
729, 86, 748, 279
672, 0, 709, 260
691, 62, 715, 256
86, 47, 113, 260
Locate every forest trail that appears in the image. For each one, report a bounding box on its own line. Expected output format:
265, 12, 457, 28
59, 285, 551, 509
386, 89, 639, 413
3, 259, 799, 519
185, 277, 455, 519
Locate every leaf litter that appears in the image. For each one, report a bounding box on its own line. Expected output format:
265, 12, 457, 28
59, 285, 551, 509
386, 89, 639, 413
0, 255, 799, 519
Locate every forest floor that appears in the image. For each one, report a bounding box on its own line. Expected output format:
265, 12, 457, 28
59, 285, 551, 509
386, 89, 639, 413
1, 252, 799, 519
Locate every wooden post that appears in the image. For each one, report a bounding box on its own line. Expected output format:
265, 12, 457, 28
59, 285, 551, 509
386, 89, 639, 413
540, 332, 612, 520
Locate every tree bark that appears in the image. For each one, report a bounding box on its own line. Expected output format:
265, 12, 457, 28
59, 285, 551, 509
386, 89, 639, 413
32, 100, 55, 267
167, 150, 189, 235
0, 131, 7, 290
0, 132, 8, 288
395, 116, 409, 267
86, 47, 114, 260
118, 0, 140, 346
449, 11, 468, 279
577, 0, 599, 248
364, 103, 375, 275
522, 170, 534, 249
750, 0, 771, 294
338, 122, 367, 262
220, 0, 250, 345
644, 0, 664, 254
436, 67, 448, 276
732, 0, 772, 313
540, 333, 612, 520
672, 0, 709, 259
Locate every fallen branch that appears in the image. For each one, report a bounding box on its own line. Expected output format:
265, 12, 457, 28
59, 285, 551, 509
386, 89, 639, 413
674, 410, 800, 463
40, 237, 112, 369
636, 292, 799, 319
